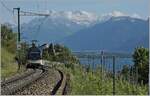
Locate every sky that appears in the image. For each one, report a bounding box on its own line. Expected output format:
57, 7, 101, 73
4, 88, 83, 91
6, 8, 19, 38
0, 0, 149, 24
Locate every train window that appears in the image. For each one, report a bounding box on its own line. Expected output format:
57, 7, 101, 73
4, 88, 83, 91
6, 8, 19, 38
28, 52, 41, 60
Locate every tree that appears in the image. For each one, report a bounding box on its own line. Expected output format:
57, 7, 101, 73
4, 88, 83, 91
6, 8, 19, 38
132, 47, 149, 84
20, 42, 29, 65
1, 24, 17, 53
42, 48, 50, 60
44, 43, 79, 67
121, 65, 130, 80
48, 43, 55, 55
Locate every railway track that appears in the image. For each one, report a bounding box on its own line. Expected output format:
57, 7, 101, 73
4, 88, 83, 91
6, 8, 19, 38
1, 69, 47, 95
1, 69, 35, 86
43, 63, 68, 95
1, 64, 68, 95
43, 65, 67, 94
50, 69, 66, 95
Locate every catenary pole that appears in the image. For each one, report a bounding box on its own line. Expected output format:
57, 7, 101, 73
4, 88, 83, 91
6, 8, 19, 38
13, 7, 21, 70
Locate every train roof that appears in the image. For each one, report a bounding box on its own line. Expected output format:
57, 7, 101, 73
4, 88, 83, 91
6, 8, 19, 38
28, 46, 41, 52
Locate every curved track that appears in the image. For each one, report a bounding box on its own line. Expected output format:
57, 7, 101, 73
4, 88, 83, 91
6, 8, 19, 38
1, 64, 68, 95
1, 69, 47, 95
50, 69, 67, 95
1, 70, 35, 86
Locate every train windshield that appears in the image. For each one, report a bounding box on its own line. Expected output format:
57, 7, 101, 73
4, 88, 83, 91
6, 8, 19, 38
28, 52, 41, 60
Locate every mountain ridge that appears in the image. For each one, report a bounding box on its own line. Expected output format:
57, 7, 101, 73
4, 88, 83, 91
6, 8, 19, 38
60, 16, 149, 52
12, 11, 148, 52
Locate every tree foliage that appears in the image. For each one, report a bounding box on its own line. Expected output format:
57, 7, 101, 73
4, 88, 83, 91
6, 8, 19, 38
132, 47, 149, 84
18, 42, 30, 65
42, 43, 79, 67
1, 24, 30, 69
121, 65, 130, 80
1, 24, 17, 53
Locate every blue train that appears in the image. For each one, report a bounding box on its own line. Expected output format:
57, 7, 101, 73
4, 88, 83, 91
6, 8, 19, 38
26, 43, 48, 69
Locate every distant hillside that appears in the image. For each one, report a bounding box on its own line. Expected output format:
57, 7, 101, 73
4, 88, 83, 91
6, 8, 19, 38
118, 32, 149, 52
60, 16, 149, 52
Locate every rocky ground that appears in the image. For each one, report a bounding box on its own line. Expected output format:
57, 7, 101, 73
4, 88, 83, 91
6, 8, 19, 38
14, 68, 61, 95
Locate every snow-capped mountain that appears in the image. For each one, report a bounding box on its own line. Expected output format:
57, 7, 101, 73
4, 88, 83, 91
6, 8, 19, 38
17, 10, 99, 43
14, 10, 147, 47
40, 10, 98, 26
99, 11, 143, 23
60, 16, 149, 52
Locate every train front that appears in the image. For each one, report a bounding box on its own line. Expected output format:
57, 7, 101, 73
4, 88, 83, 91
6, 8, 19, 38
26, 43, 43, 69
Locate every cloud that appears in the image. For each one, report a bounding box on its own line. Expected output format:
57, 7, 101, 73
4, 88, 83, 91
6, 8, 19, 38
102, 10, 142, 19
109, 11, 127, 17
131, 13, 141, 19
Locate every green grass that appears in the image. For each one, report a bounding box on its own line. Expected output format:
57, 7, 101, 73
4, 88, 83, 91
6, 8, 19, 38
1, 48, 18, 78
59, 64, 148, 95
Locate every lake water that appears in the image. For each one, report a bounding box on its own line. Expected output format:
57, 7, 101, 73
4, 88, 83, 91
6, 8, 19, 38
78, 57, 134, 72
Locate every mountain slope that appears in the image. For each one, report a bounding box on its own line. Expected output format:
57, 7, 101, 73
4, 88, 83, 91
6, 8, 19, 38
60, 16, 149, 52
118, 32, 149, 52
19, 11, 98, 43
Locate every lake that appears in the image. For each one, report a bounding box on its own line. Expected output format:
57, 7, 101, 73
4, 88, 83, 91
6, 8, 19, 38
78, 57, 134, 72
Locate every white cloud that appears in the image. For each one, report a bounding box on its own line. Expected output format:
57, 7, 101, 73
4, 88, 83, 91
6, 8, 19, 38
109, 11, 127, 17
102, 10, 142, 19
131, 13, 142, 19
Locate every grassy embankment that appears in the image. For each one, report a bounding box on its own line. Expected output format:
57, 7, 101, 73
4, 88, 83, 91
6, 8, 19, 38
1, 24, 27, 78
47, 44, 148, 95
58, 63, 148, 95
1, 48, 18, 78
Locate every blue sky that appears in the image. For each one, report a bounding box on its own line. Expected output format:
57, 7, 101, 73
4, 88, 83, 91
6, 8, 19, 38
0, 0, 149, 24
